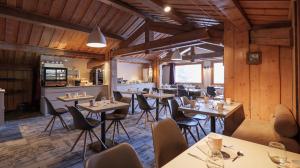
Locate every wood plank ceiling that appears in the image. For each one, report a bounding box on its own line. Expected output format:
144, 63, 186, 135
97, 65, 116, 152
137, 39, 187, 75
0, 0, 293, 60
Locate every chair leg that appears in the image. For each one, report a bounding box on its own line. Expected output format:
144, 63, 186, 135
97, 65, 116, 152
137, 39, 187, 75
58, 115, 69, 130
83, 131, 88, 160
112, 122, 117, 143
195, 125, 200, 140
148, 111, 156, 121
119, 121, 130, 140
44, 116, 55, 132
187, 127, 197, 143
116, 121, 120, 135
49, 116, 56, 136
91, 130, 107, 149
198, 121, 207, 136
86, 112, 91, 118
183, 128, 188, 144
105, 121, 114, 133
136, 111, 146, 124
70, 130, 84, 152
88, 131, 93, 143
145, 112, 148, 127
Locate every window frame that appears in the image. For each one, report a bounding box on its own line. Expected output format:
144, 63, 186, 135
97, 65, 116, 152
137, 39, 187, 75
174, 63, 203, 84
211, 61, 224, 85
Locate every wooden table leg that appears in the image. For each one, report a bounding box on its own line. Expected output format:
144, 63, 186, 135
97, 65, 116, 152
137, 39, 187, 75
75, 100, 78, 107
131, 94, 135, 114
156, 98, 159, 121
210, 116, 216, 132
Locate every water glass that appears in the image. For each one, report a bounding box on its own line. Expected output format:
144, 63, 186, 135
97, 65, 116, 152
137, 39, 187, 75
206, 150, 224, 168
268, 142, 287, 167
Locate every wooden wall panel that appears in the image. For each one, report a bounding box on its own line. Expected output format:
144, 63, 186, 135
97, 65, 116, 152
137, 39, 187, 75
250, 45, 281, 120
280, 47, 293, 113
224, 21, 293, 121
224, 21, 235, 99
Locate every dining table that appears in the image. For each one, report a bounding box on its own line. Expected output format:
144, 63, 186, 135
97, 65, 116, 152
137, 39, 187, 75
57, 94, 95, 106
118, 90, 146, 114
179, 101, 242, 132
143, 93, 175, 121
163, 133, 300, 168
77, 100, 129, 151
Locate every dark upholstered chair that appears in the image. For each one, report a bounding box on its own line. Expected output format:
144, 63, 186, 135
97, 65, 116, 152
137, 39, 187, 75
105, 98, 131, 142
136, 94, 156, 127
169, 99, 200, 144
66, 106, 107, 159
152, 87, 159, 93
151, 119, 188, 168
43, 97, 69, 135
142, 88, 150, 93
113, 91, 123, 101
85, 143, 143, 168
207, 86, 216, 97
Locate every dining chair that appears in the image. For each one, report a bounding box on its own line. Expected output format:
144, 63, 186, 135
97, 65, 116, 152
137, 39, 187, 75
43, 97, 69, 136
151, 118, 188, 168
207, 86, 216, 98
105, 98, 131, 142
66, 106, 107, 159
181, 96, 207, 135
159, 98, 172, 118
169, 99, 200, 144
142, 88, 150, 93
152, 87, 159, 93
85, 143, 143, 168
136, 94, 156, 127
113, 91, 124, 101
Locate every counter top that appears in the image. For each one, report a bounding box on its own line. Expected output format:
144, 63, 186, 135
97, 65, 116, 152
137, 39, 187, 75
43, 85, 107, 89
117, 83, 154, 86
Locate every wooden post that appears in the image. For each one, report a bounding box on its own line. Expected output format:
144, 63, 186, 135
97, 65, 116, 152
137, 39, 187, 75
103, 52, 111, 98
152, 58, 161, 87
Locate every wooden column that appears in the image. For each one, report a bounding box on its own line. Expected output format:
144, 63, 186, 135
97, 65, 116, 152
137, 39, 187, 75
103, 52, 111, 98
152, 58, 161, 87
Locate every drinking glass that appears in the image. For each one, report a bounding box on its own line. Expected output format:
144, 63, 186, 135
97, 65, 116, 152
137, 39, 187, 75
268, 142, 287, 167
101, 97, 107, 101
206, 150, 224, 168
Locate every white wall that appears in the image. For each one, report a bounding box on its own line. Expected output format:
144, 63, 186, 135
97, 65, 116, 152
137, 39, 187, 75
117, 61, 143, 81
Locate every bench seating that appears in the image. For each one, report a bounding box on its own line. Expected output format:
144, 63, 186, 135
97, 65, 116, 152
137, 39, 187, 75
224, 104, 300, 153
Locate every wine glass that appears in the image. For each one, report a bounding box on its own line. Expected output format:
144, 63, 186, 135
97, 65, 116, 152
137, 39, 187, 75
268, 142, 287, 167
206, 150, 224, 168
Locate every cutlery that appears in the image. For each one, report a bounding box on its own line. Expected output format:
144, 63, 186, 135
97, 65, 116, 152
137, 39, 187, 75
187, 153, 205, 161
232, 151, 244, 162
188, 153, 222, 167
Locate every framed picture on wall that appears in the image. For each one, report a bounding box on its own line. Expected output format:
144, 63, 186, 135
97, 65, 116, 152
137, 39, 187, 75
247, 52, 262, 65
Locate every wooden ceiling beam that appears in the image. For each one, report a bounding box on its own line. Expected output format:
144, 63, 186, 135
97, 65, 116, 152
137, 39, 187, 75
0, 5, 124, 40
112, 28, 210, 56
197, 43, 224, 52
0, 41, 105, 60
140, 0, 193, 27
209, 0, 251, 30
148, 21, 192, 35
120, 23, 146, 48
161, 52, 223, 62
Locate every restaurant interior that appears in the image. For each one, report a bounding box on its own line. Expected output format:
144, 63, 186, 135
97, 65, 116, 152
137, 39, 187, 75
0, 0, 299, 168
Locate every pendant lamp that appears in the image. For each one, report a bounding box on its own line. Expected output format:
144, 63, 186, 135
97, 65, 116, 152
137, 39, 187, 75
86, 26, 107, 48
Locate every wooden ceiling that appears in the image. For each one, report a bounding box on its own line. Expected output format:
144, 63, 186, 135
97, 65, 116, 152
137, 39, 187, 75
0, 0, 293, 61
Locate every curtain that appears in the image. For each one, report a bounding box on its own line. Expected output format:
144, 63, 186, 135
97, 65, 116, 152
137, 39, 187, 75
169, 63, 175, 84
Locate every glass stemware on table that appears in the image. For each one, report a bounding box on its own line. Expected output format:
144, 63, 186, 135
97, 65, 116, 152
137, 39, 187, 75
268, 142, 287, 167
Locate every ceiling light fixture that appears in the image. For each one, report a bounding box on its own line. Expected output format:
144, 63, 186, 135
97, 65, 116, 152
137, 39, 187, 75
164, 6, 171, 13
86, 26, 107, 48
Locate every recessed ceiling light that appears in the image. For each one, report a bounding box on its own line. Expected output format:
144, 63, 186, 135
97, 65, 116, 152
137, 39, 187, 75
164, 6, 171, 13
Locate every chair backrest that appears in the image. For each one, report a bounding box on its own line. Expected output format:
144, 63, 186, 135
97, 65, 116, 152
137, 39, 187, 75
113, 91, 123, 101
181, 96, 191, 105
151, 119, 188, 168
44, 97, 56, 115
85, 143, 143, 168
178, 89, 189, 97
177, 85, 185, 90
113, 98, 130, 116
66, 106, 91, 130
136, 94, 151, 110
152, 87, 159, 93
207, 86, 216, 97
142, 88, 150, 93
169, 99, 185, 120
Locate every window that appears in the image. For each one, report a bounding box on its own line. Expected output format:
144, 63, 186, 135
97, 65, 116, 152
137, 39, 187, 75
213, 62, 224, 84
175, 64, 202, 83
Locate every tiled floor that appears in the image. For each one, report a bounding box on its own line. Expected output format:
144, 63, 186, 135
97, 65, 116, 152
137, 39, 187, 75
0, 102, 223, 168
